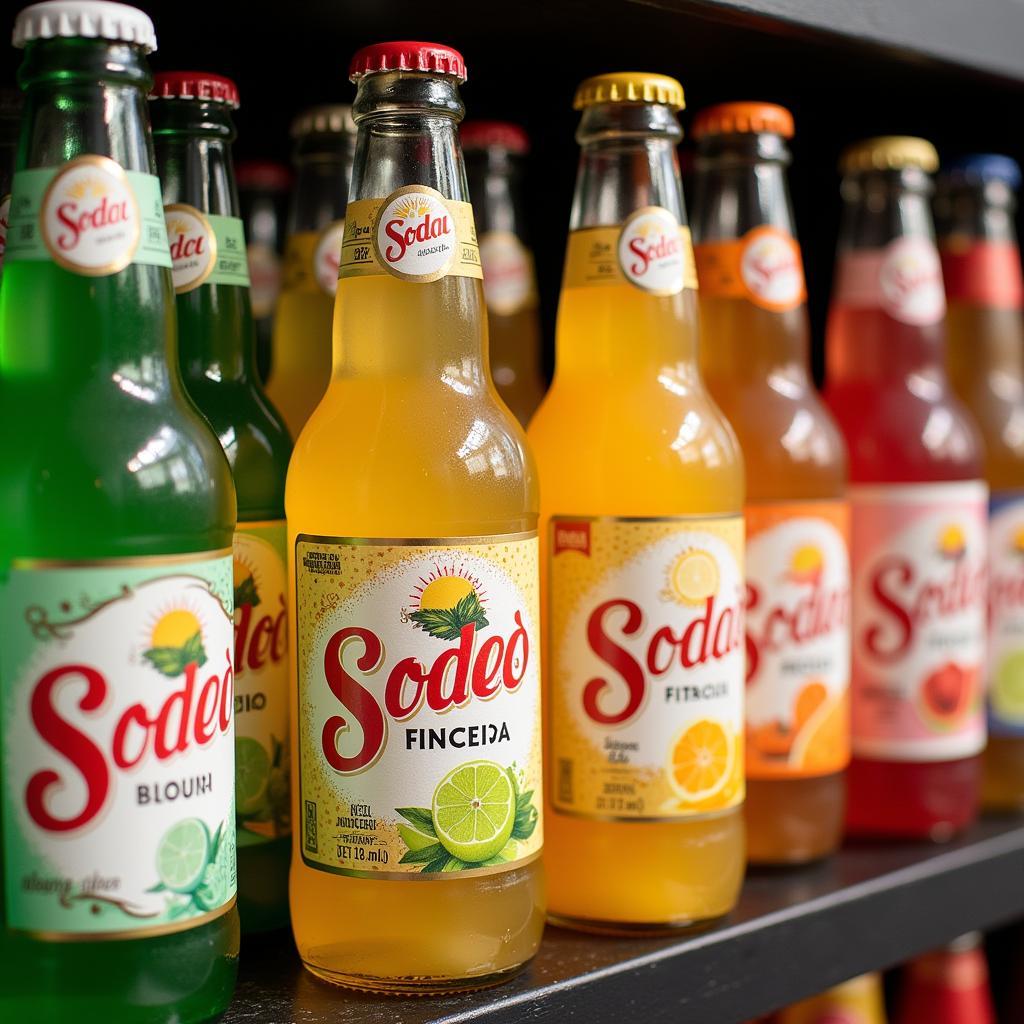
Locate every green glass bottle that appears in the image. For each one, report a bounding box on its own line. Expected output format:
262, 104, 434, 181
0, 3, 238, 1021
150, 72, 293, 934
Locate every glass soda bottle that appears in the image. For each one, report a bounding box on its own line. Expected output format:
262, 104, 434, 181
825, 137, 986, 839
287, 42, 544, 992
935, 156, 1024, 812
265, 104, 355, 439
529, 73, 745, 932
778, 973, 889, 1024
692, 102, 850, 865
896, 933, 995, 1024
150, 71, 293, 932
237, 160, 291, 383
0, 3, 238, 1021
462, 121, 545, 425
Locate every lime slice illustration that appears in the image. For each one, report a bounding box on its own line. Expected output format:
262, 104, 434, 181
994, 650, 1024, 723
235, 736, 271, 815
194, 837, 232, 912
431, 760, 516, 864
156, 818, 210, 893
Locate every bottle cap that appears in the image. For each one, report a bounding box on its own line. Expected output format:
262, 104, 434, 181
573, 73, 684, 111
691, 101, 794, 139
349, 41, 467, 83
461, 121, 529, 155
150, 72, 239, 109
13, 1, 156, 52
840, 136, 938, 174
236, 160, 292, 192
290, 104, 356, 138
943, 154, 1021, 190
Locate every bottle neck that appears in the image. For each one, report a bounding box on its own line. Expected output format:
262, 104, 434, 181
288, 134, 354, 235
466, 149, 524, 237
557, 101, 699, 381
153, 100, 253, 384
693, 131, 810, 383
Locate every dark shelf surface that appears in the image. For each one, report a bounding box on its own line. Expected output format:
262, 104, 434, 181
227, 816, 1024, 1024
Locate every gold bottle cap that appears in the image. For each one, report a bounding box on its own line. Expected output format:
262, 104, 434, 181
573, 72, 684, 111
840, 136, 939, 174
290, 104, 356, 138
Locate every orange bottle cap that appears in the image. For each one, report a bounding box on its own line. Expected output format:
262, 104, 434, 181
691, 102, 794, 139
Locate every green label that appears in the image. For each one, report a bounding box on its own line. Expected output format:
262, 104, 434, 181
233, 521, 290, 845
6, 156, 171, 275
166, 204, 250, 293
1, 552, 237, 937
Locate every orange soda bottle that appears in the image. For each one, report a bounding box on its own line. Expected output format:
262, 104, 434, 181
778, 973, 889, 1024
286, 42, 544, 992
265, 105, 355, 438
896, 934, 995, 1024
462, 121, 545, 425
935, 156, 1024, 811
693, 102, 850, 864
529, 73, 745, 932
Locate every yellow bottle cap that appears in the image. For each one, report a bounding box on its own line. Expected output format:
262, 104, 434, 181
573, 73, 685, 111
839, 136, 939, 174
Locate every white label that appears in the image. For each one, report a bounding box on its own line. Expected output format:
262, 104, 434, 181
617, 206, 685, 295
0, 192, 10, 270
248, 242, 282, 316
314, 219, 345, 295
1, 556, 236, 936
165, 204, 217, 294
480, 231, 535, 315
879, 238, 947, 326
372, 186, 458, 283
41, 156, 141, 275
851, 482, 987, 761
740, 228, 805, 309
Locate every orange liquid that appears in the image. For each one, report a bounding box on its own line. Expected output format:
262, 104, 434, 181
701, 296, 847, 863
286, 272, 544, 991
488, 306, 545, 427
529, 282, 745, 931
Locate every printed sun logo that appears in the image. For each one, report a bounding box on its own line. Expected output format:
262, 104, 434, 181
938, 523, 967, 560
408, 564, 489, 641
233, 553, 261, 610
664, 548, 718, 606
67, 177, 106, 200
787, 544, 824, 585
168, 217, 192, 237
144, 604, 208, 678
394, 197, 431, 220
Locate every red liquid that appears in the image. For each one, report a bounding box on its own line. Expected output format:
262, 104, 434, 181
825, 304, 982, 838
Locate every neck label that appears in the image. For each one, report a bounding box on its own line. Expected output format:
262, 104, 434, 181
165, 205, 251, 294
340, 185, 482, 284
6, 157, 172, 275
695, 227, 806, 312
480, 231, 537, 315
940, 238, 1024, 309
835, 239, 946, 326
0, 192, 11, 274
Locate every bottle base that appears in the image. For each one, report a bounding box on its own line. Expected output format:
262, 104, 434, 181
300, 957, 530, 995
547, 910, 723, 938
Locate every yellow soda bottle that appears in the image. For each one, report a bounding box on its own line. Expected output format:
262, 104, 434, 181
287, 42, 545, 992
266, 105, 355, 438
529, 73, 746, 932
778, 973, 889, 1024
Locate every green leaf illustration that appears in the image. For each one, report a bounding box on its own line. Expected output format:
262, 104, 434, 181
396, 807, 437, 837
512, 792, 538, 841
234, 575, 260, 609
182, 631, 207, 668
409, 592, 489, 641
143, 630, 207, 678
399, 842, 445, 865
424, 849, 457, 873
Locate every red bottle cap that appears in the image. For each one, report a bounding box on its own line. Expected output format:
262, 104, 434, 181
461, 121, 529, 155
236, 160, 292, 192
349, 42, 467, 83
151, 71, 240, 109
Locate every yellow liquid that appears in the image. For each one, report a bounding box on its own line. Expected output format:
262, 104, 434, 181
528, 282, 745, 931
286, 272, 545, 991
266, 233, 333, 440
701, 295, 847, 864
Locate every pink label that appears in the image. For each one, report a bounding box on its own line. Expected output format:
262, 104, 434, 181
850, 481, 987, 761
835, 239, 946, 326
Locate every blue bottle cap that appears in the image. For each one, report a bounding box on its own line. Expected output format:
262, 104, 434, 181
943, 154, 1021, 189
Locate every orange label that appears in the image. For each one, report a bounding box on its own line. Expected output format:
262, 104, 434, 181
745, 500, 851, 779
694, 226, 806, 312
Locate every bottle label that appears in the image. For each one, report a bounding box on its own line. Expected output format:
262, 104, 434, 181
164, 205, 250, 294
6, 157, 172, 275
0, 192, 10, 273
295, 533, 542, 879
313, 219, 346, 295
745, 501, 851, 779
0, 552, 236, 937
850, 482, 987, 761
234, 522, 290, 842
694, 227, 807, 312
340, 186, 483, 284
834, 239, 946, 326
987, 492, 1024, 737
549, 516, 745, 820
247, 242, 282, 317
281, 228, 338, 297
940, 239, 1024, 310
480, 230, 538, 315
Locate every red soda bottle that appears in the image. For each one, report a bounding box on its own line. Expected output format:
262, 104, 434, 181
896, 933, 995, 1024
825, 137, 986, 839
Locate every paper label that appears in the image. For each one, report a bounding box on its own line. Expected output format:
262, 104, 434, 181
165, 205, 250, 293
695, 226, 807, 312
480, 230, 537, 315
988, 492, 1024, 737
